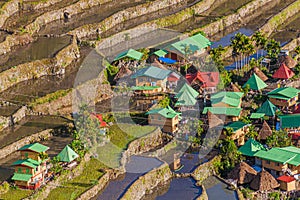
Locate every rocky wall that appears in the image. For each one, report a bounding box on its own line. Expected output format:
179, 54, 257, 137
120, 127, 164, 169
0, 36, 79, 92
120, 163, 173, 200
0, 0, 20, 28
69, 0, 192, 39
0, 106, 26, 131
0, 129, 53, 160
192, 155, 221, 184
260, 0, 300, 36
25, 0, 114, 34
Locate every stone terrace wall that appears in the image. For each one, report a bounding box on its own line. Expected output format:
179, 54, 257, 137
120, 163, 173, 200
0, 129, 53, 160
192, 155, 221, 184
260, 0, 300, 36
120, 127, 164, 169
0, 106, 27, 131
0, 36, 79, 92
69, 0, 192, 39
0, 0, 20, 28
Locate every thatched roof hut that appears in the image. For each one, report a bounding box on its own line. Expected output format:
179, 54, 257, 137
250, 169, 280, 191
227, 162, 257, 184
243, 67, 268, 82
113, 65, 132, 81
258, 121, 272, 140
279, 55, 297, 69
230, 82, 241, 92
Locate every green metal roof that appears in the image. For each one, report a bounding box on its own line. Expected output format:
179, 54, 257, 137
254, 147, 300, 166
153, 49, 168, 57
279, 114, 300, 128
256, 100, 278, 117
175, 83, 199, 99
12, 159, 40, 168
280, 146, 300, 154
243, 73, 267, 90
131, 66, 171, 80
238, 138, 266, 157
146, 106, 181, 119
211, 91, 243, 107
268, 87, 300, 100
57, 145, 79, 163
131, 86, 160, 91
224, 121, 248, 132
19, 143, 49, 153
250, 113, 265, 119
166, 33, 211, 56
175, 89, 197, 106
202, 107, 242, 116
11, 173, 32, 182
113, 49, 143, 61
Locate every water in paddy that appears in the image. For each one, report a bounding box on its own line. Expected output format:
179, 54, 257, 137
0, 135, 72, 182
3, 0, 80, 30
143, 177, 202, 200
0, 46, 92, 105
203, 176, 238, 200
94, 155, 163, 200
0, 35, 72, 72
0, 115, 70, 149
39, 0, 155, 36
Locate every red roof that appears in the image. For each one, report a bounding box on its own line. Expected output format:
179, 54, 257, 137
168, 72, 180, 82
277, 175, 295, 183
91, 113, 108, 127
272, 63, 295, 79
185, 71, 219, 88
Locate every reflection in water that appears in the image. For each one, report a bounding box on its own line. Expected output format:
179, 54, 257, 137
95, 156, 162, 200
204, 176, 237, 200
0, 35, 72, 71
0, 115, 70, 148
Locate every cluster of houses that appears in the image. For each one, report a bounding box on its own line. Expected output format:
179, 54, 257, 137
11, 143, 78, 189
110, 31, 300, 195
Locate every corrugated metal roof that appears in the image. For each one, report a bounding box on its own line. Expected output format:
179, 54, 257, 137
19, 143, 49, 153
57, 145, 79, 163
11, 173, 32, 181
224, 121, 248, 132
12, 159, 40, 168
256, 100, 278, 117
131, 66, 171, 80
202, 107, 242, 116
279, 114, 300, 128
146, 106, 181, 119
243, 73, 267, 90
113, 49, 143, 61
268, 87, 300, 99
238, 138, 266, 157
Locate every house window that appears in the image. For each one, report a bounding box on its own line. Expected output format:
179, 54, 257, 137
266, 160, 270, 165
18, 168, 22, 173
151, 116, 154, 119
26, 168, 30, 174
25, 152, 28, 159
158, 116, 161, 120
35, 167, 38, 173
275, 163, 280, 167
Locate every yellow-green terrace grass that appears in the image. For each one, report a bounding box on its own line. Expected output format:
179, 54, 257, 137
0, 187, 33, 200
45, 159, 106, 200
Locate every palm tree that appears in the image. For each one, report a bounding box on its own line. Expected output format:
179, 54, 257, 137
266, 39, 281, 61
251, 31, 267, 60
231, 33, 243, 70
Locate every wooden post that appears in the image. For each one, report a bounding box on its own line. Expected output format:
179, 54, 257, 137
173, 153, 181, 171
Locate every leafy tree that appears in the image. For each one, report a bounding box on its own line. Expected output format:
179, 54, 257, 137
210, 45, 225, 71
265, 39, 281, 61
266, 130, 292, 148
158, 96, 170, 108
246, 125, 258, 139
39, 152, 49, 162
50, 156, 63, 174
138, 48, 150, 61
295, 46, 300, 55
251, 31, 267, 59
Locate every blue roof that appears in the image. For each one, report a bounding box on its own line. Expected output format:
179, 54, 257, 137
158, 57, 177, 64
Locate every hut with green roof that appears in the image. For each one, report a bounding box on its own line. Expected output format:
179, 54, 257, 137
174, 83, 199, 110
113, 49, 143, 62
11, 143, 49, 189
146, 106, 181, 133
57, 145, 79, 163
238, 138, 266, 157
210, 91, 243, 108
243, 73, 267, 91
203, 107, 242, 123
223, 121, 250, 146
267, 87, 300, 108
256, 100, 278, 117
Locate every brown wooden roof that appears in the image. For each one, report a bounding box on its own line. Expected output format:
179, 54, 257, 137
250, 169, 280, 191
279, 55, 297, 69
113, 65, 132, 81
242, 67, 268, 82
258, 121, 272, 140
227, 162, 257, 184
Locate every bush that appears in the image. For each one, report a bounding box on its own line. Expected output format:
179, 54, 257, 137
0, 182, 9, 194
241, 188, 253, 199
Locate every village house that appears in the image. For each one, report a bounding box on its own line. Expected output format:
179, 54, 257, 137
113, 48, 143, 63
253, 146, 300, 178
174, 83, 199, 111
146, 106, 181, 133
210, 91, 244, 108
164, 33, 211, 62
277, 175, 297, 191
267, 87, 300, 109
202, 107, 242, 123
222, 121, 249, 146
11, 143, 49, 190
185, 71, 219, 93
278, 114, 300, 144
243, 73, 268, 91
131, 66, 171, 95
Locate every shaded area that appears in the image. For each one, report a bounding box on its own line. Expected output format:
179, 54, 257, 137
3, 0, 80, 30
203, 176, 238, 200
0, 46, 92, 106
143, 178, 202, 200
0, 31, 8, 43
94, 156, 163, 200
0, 115, 70, 149
0, 135, 72, 182
0, 35, 72, 72
39, 0, 155, 35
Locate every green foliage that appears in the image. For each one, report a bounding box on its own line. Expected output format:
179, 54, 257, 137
138, 48, 150, 61
210, 45, 225, 71
219, 70, 232, 89
105, 62, 119, 84
30, 89, 71, 107
50, 156, 63, 174
39, 152, 49, 161
295, 46, 300, 55
246, 125, 258, 139
265, 39, 281, 61
0, 182, 9, 194
268, 191, 281, 200
224, 127, 234, 137
0, 186, 33, 200
158, 96, 170, 108
243, 84, 250, 95
241, 187, 254, 199
266, 129, 292, 148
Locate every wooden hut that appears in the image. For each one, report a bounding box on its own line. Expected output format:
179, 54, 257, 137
279, 55, 297, 69
258, 121, 272, 141
250, 169, 280, 191
243, 67, 268, 82
227, 162, 257, 184
277, 175, 296, 191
